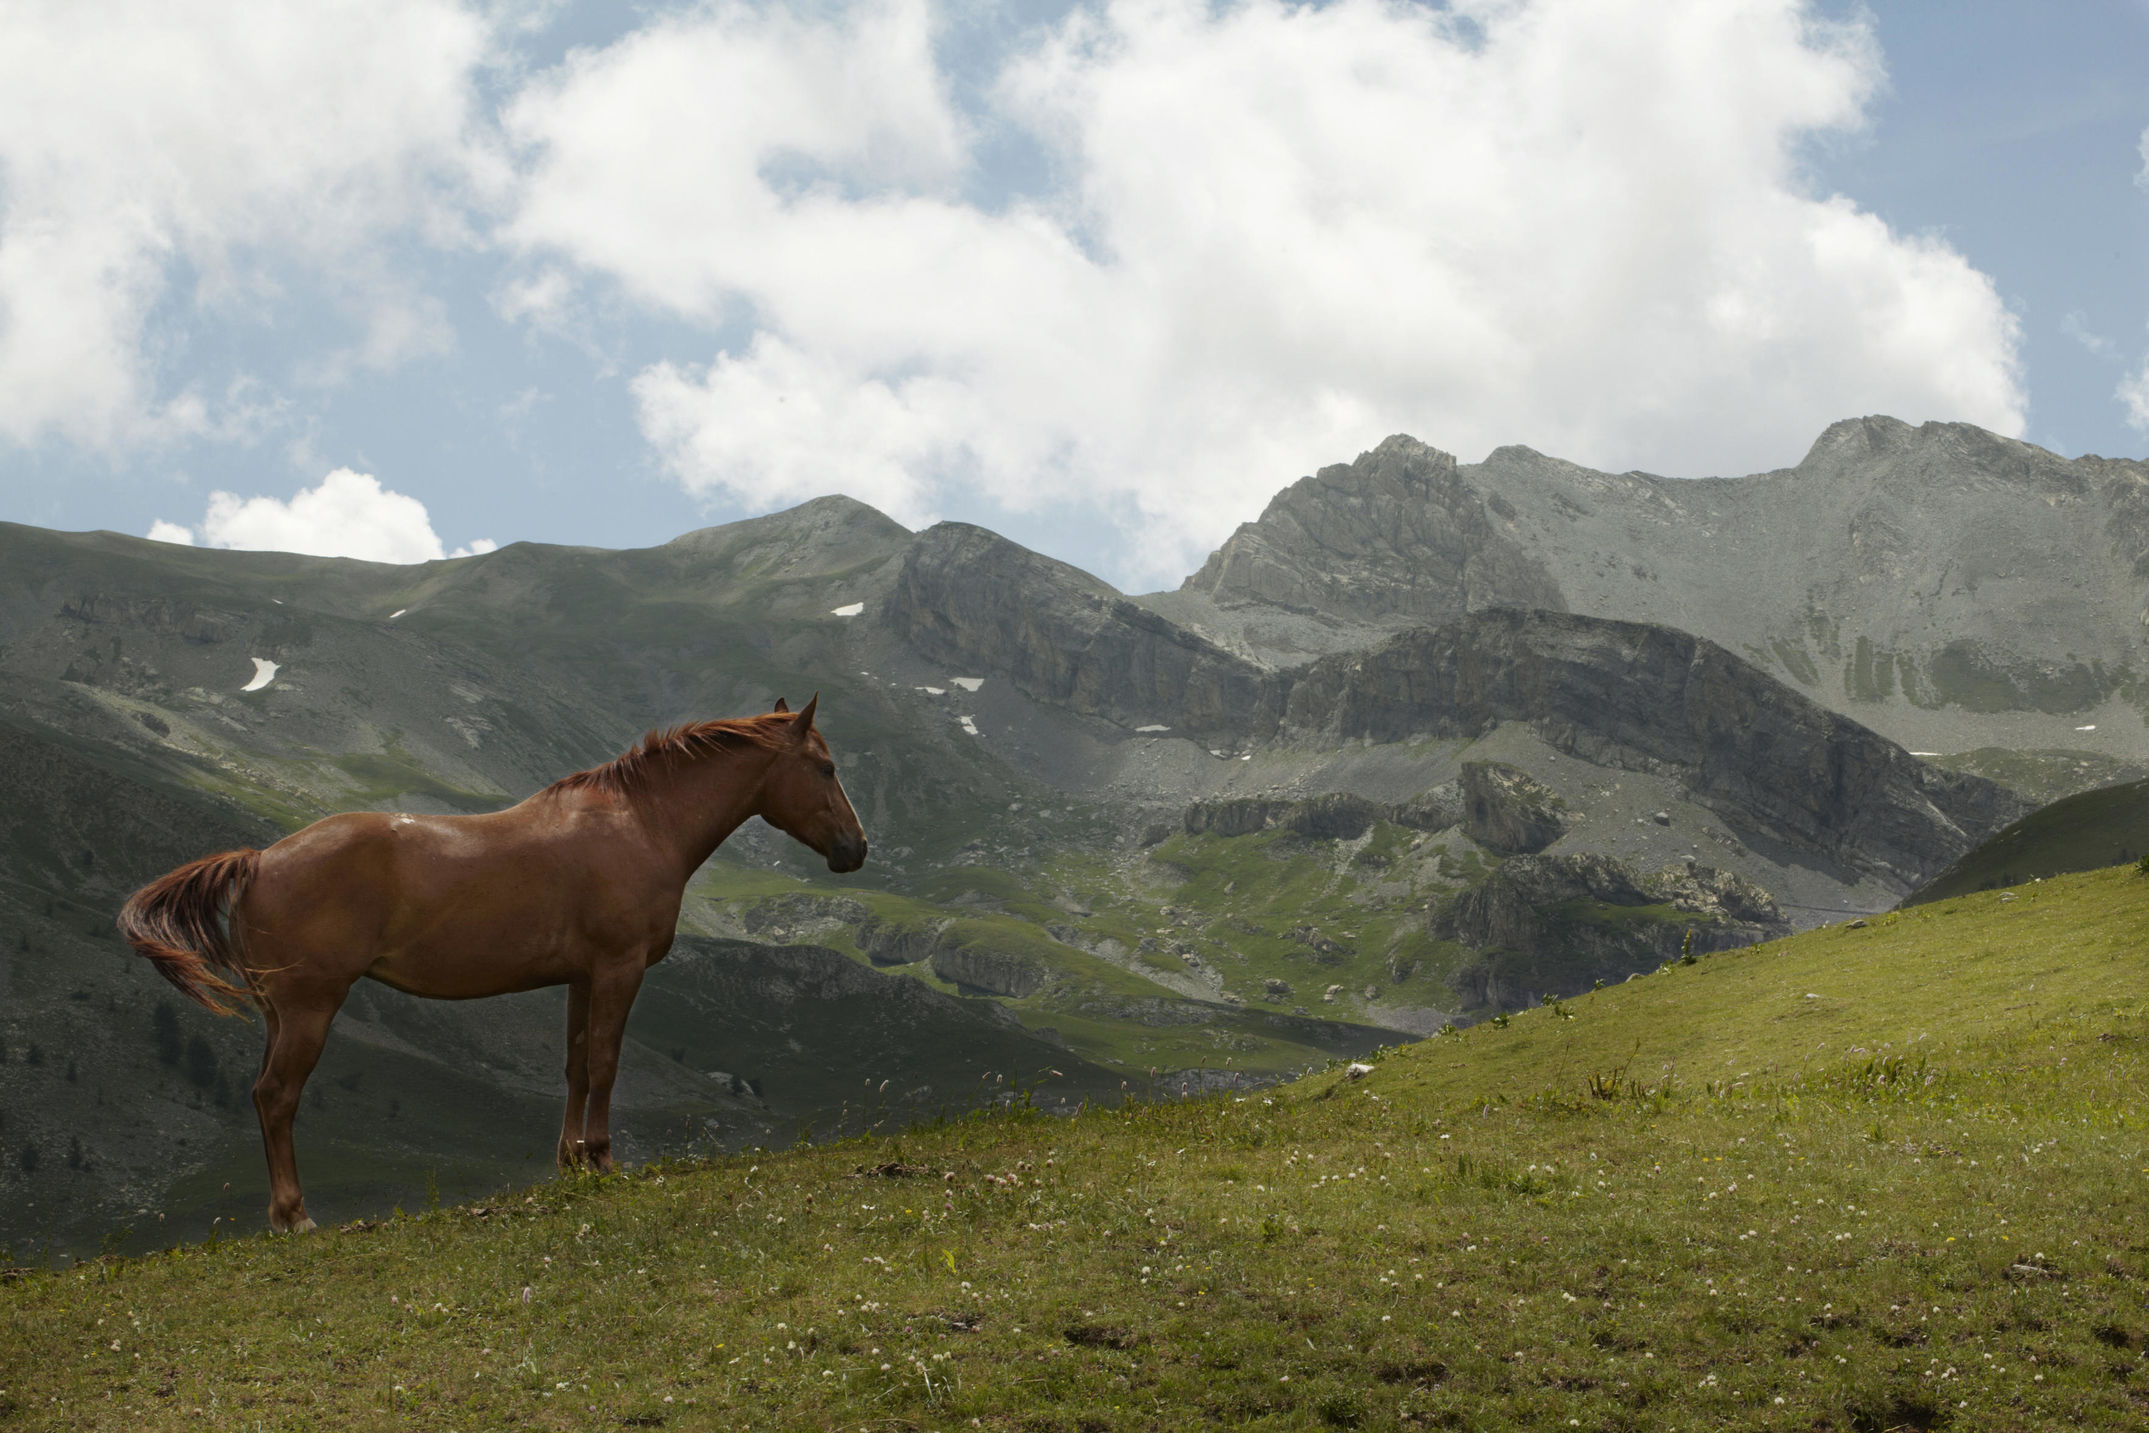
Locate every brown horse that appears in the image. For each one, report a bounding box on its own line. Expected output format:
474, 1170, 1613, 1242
117, 697, 866, 1232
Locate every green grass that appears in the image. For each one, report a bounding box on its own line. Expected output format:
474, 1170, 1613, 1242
323, 748, 503, 812
693, 842, 1430, 1079
1906, 778, 2149, 905
10, 866, 2147, 1430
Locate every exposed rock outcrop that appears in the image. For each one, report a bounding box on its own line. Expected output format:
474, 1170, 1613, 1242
929, 942, 1049, 999
1459, 761, 1571, 854
1439, 853, 1790, 1009
889, 522, 1264, 745
853, 912, 1059, 999
740, 894, 869, 939
857, 917, 949, 966
1182, 784, 1463, 841
1261, 609, 2029, 889
1182, 797, 1292, 837
1183, 435, 1567, 625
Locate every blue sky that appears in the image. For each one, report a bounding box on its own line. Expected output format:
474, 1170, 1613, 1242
1, 0, 2144, 590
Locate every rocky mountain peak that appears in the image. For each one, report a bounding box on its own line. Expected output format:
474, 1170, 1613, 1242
1162, 416, 2149, 758
1175, 433, 1565, 633
658, 493, 913, 574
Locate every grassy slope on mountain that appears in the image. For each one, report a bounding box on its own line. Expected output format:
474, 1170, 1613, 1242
7, 865, 2144, 1430
1905, 778, 2149, 906
694, 860, 1404, 1079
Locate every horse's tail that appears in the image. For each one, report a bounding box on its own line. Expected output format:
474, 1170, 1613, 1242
117, 849, 261, 1016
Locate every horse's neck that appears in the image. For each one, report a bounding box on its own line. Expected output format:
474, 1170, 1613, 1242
636, 746, 772, 876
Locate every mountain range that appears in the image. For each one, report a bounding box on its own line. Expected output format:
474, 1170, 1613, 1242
2, 413, 2136, 1255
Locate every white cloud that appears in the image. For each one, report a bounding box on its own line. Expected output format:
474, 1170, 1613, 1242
2121, 360, 2149, 435
151, 468, 493, 564
634, 334, 962, 525
0, 0, 492, 449
508, 0, 2026, 585
2062, 310, 2120, 360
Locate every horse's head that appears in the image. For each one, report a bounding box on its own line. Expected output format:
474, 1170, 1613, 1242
759, 695, 868, 873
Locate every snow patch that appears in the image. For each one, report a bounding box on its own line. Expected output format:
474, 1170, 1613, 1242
950, 677, 984, 692
2076, 724, 2098, 731
1908, 751, 1940, 757
241, 658, 280, 692
1135, 723, 1170, 733
958, 715, 979, 736
830, 602, 864, 617
917, 685, 946, 696
388, 608, 408, 620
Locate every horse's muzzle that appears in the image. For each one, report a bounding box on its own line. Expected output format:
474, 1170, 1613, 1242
827, 833, 868, 873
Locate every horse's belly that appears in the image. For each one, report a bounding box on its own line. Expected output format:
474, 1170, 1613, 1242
364, 942, 578, 999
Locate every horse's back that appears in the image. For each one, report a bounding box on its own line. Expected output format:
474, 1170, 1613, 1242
243, 800, 666, 998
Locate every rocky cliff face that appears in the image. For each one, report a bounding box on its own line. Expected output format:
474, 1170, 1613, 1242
1261, 609, 2028, 889
878, 493, 2023, 893
1173, 420, 2149, 758
1439, 853, 1790, 1008
889, 523, 1264, 746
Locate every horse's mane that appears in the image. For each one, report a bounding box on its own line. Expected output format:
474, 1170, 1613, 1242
546, 714, 792, 799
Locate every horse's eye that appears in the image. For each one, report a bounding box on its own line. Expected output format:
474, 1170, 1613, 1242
820, 763, 836, 777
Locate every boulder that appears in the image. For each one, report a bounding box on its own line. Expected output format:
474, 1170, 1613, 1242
1439, 852, 1791, 1010
857, 917, 946, 967
929, 942, 1048, 999
1459, 762, 1571, 854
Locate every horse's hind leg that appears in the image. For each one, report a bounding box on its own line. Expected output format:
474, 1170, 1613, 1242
253, 992, 343, 1232
556, 981, 591, 1170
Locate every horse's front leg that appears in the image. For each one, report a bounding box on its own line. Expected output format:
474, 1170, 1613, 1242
557, 980, 591, 1170
575, 960, 647, 1175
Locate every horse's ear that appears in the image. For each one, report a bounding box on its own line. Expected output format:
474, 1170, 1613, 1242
771, 697, 789, 713
791, 693, 818, 735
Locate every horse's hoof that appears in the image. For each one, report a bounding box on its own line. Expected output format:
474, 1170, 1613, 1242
290, 1216, 317, 1234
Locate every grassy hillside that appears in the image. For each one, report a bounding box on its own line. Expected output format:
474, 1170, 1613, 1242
1905, 777, 2149, 905
6, 864, 2146, 1429
3, 510, 1446, 1259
